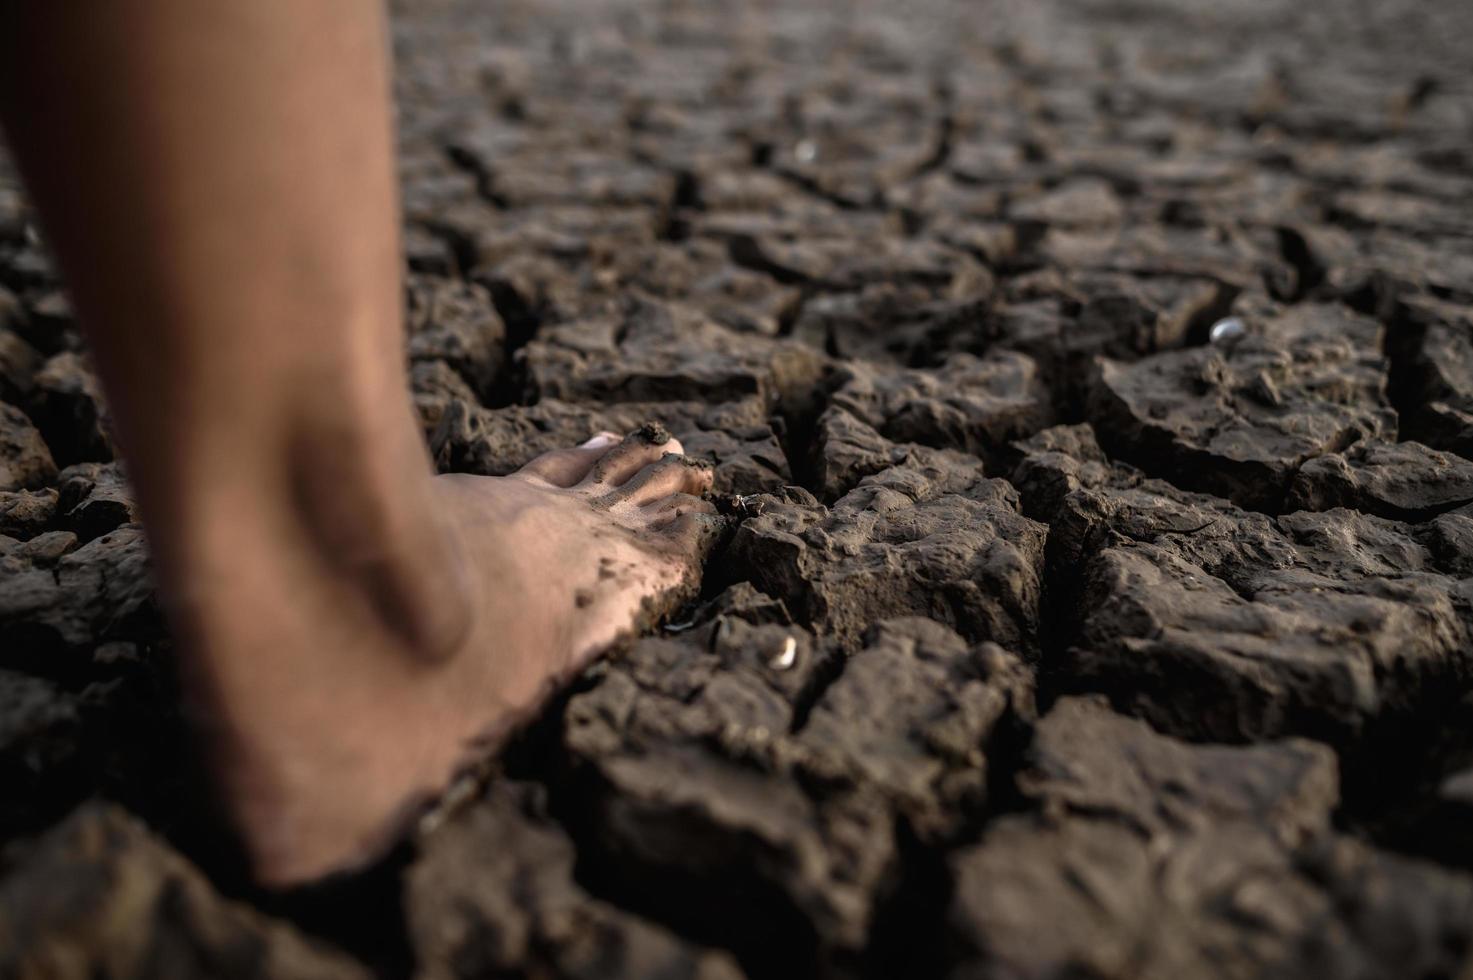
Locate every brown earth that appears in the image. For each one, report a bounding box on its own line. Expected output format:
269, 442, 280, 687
3, 0, 1473, 976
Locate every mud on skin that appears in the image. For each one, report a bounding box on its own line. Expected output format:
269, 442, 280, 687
5, 0, 1473, 976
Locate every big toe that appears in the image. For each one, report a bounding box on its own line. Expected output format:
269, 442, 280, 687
515, 431, 621, 487
580, 422, 685, 488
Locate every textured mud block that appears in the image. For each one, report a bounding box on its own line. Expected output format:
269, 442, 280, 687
609, 239, 803, 338
1285, 440, 1473, 520
0, 523, 156, 652
1394, 295, 1473, 459
0, 327, 41, 405
728, 458, 1046, 653
0, 670, 84, 837
0, 401, 56, 492
1017, 432, 1473, 746
0, 487, 56, 539
521, 297, 825, 410
28, 352, 113, 467
948, 698, 1473, 980
810, 406, 990, 503
792, 618, 1034, 843
404, 274, 507, 401
1090, 303, 1394, 510
826, 350, 1049, 462
562, 615, 1032, 967
408, 783, 745, 980
55, 462, 137, 543
0, 804, 370, 980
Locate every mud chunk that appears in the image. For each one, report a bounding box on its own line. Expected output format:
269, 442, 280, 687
950, 818, 1158, 980
631, 419, 673, 446
404, 274, 507, 400
521, 297, 824, 410
726, 230, 988, 296
611, 239, 803, 338
1019, 697, 1339, 841
0, 401, 56, 492
408, 783, 745, 980
1041, 223, 1277, 291
10, 531, 78, 565
768, 110, 948, 207
827, 351, 1049, 463
0, 523, 156, 652
409, 358, 480, 434
1286, 440, 1473, 520
1393, 295, 1473, 458
0, 487, 57, 539
55, 462, 137, 542
28, 351, 113, 466
402, 224, 458, 276
728, 459, 1046, 653
788, 288, 992, 365
1090, 303, 1393, 510
0, 326, 40, 404
949, 698, 1473, 980
1071, 273, 1229, 355
0, 669, 84, 837
1051, 472, 1473, 747
0, 804, 369, 979
1010, 177, 1125, 228
16, 290, 77, 354
465, 208, 664, 320
966, 274, 1231, 419
1007, 424, 1122, 522
808, 407, 971, 503
563, 616, 1033, 971
564, 630, 892, 965
794, 618, 1035, 843
490, 155, 678, 211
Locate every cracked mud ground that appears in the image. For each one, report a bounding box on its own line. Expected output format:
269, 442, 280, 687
3, 0, 1473, 976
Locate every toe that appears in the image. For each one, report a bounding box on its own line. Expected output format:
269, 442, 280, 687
615, 454, 714, 507
516, 432, 621, 487
658, 510, 723, 557
647, 493, 718, 527
580, 423, 685, 488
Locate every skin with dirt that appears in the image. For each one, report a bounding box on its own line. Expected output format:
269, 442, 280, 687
3, 0, 1473, 977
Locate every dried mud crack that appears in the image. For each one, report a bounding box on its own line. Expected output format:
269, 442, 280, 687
5, 0, 1473, 977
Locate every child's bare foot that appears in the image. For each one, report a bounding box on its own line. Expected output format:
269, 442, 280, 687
182, 425, 716, 886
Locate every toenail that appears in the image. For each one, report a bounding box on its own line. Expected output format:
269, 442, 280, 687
581, 433, 618, 449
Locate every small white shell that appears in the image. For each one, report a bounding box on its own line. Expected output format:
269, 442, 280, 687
1209, 317, 1247, 347
770, 635, 798, 670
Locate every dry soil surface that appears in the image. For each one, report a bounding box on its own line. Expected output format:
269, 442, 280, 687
3, 0, 1473, 977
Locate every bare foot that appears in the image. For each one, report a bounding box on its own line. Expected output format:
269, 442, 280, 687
188, 425, 717, 886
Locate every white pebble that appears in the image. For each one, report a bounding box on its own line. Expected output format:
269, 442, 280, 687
1210, 317, 1247, 346
770, 636, 798, 670
794, 139, 818, 164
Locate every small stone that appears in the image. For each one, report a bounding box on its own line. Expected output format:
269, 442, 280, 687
794, 139, 818, 164
770, 635, 798, 670
1209, 317, 1247, 347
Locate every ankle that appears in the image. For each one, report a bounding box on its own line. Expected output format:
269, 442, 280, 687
151, 375, 474, 671
284, 394, 474, 662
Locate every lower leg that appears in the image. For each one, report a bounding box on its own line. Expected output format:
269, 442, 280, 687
0, 0, 716, 884
0, 0, 470, 659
